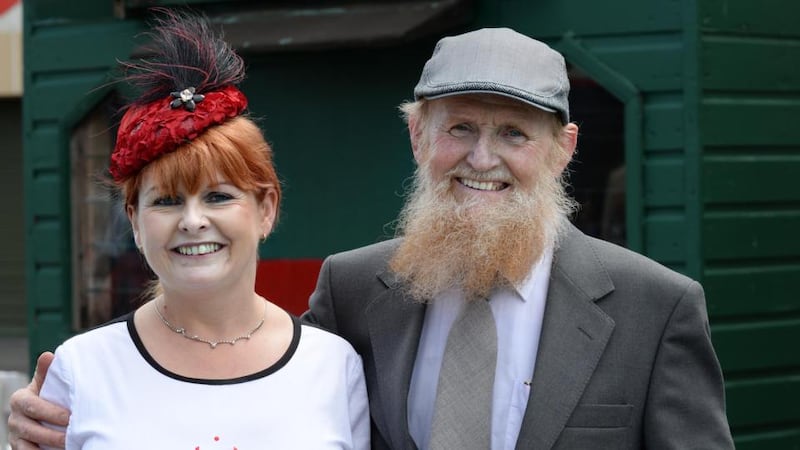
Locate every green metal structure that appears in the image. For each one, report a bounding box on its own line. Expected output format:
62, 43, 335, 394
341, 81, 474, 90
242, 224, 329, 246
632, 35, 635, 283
22, 0, 800, 446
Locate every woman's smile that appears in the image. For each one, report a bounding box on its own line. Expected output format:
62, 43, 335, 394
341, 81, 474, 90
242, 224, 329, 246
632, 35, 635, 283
172, 242, 224, 256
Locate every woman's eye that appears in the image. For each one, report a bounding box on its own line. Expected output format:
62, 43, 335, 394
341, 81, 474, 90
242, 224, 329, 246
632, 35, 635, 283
152, 196, 181, 206
207, 192, 233, 203
449, 123, 472, 137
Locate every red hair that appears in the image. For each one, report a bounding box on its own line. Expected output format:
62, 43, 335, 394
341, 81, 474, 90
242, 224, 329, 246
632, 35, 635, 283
119, 116, 281, 219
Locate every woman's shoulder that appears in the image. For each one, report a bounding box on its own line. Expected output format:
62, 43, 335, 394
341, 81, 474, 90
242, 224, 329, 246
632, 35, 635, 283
297, 321, 362, 366
57, 312, 134, 352
293, 323, 364, 381
299, 322, 356, 351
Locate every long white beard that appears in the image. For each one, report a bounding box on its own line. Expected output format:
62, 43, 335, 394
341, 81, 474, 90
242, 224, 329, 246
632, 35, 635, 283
389, 162, 574, 302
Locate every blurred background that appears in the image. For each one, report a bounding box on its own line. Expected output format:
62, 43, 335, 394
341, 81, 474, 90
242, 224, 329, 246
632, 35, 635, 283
0, 0, 25, 448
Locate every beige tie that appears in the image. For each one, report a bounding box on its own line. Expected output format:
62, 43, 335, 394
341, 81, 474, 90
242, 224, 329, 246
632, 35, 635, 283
429, 299, 497, 449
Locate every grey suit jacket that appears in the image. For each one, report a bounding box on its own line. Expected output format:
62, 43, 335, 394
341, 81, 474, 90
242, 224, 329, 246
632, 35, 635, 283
304, 225, 734, 449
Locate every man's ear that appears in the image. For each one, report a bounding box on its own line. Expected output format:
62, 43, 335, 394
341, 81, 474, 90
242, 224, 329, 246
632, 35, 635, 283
126, 205, 142, 250
408, 114, 424, 164
554, 122, 579, 174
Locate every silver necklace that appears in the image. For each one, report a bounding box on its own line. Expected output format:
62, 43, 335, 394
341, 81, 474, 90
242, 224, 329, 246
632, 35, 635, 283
154, 298, 266, 349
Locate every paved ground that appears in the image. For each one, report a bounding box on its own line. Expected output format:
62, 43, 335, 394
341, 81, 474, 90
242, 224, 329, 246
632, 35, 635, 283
0, 337, 27, 374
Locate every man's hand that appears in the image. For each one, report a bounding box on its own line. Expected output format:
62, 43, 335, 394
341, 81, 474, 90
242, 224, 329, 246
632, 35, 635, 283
8, 352, 69, 449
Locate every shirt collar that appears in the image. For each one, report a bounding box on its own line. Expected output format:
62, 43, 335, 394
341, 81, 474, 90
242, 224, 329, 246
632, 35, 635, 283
508, 246, 554, 303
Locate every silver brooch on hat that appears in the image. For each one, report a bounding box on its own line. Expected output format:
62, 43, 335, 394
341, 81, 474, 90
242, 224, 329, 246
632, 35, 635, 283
170, 86, 205, 112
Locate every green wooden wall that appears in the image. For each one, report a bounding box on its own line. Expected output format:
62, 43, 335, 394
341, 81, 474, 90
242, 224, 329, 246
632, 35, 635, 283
22, 0, 799, 447
696, 1, 800, 447
22, 0, 143, 362
243, 47, 423, 259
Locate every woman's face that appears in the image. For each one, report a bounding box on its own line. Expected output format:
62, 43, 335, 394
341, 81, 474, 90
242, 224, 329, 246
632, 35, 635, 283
127, 169, 277, 293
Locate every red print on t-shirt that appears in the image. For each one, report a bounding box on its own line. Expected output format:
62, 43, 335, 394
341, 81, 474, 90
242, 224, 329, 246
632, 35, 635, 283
195, 434, 238, 449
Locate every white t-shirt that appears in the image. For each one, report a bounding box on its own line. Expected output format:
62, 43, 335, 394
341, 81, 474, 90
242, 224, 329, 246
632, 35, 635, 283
41, 313, 370, 449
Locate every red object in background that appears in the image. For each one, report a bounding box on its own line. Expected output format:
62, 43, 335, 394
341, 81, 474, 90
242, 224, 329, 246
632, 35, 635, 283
255, 259, 324, 317
0, 0, 18, 16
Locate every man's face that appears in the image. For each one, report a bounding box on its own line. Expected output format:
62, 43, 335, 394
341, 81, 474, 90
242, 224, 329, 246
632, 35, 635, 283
390, 94, 577, 301
413, 94, 563, 205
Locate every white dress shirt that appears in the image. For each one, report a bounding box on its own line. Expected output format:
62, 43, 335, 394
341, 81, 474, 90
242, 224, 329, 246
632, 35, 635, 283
407, 248, 553, 450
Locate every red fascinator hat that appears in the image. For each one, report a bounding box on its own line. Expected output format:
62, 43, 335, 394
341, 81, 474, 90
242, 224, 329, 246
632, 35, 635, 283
109, 9, 248, 182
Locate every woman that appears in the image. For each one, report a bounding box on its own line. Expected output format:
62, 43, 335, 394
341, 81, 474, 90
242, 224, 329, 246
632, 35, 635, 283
38, 10, 369, 449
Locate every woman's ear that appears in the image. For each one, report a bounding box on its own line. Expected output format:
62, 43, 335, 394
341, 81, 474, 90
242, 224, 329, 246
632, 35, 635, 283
259, 186, 279, 238
126, 205, 142, 250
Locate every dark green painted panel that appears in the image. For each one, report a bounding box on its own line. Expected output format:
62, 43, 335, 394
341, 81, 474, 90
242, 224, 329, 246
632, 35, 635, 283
712, 320, 800, 372
644, 213, 685, 263
725, 375, 800, 428
703, 156, 800, 204
663, 262, 688, 275
27, 0, 113, 21
27, 126, 60, 170
27, 21, 143, 73
644, 159, 683, 207
33, 267, 63, 310
242, 47, 425, 258
126, 0, 223, 5
29, 313, 71, 361
701, 98, 800, 147
480, 0, 681, 39
703, 211, 800, 260
644, 97, 684, 151
30, 220, 63, 265
27, 75, 108, 122
30, 174, 61, 217
701, 37, 800, 91
699, 0, 800, 37
705, 264, 800, 317
735, 428, 800, 450
583, 35, 683, 92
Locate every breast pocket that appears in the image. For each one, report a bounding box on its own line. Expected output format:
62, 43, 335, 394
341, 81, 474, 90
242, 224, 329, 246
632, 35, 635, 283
553, 404, 634, 449
565, 404, 633, 428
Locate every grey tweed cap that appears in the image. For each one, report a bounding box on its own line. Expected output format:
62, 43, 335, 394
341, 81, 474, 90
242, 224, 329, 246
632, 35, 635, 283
414, 27, 570, 124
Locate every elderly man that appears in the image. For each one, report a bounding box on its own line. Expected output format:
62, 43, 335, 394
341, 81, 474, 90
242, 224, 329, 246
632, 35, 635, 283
11, 28, 733, 449
305, 28, 734, 449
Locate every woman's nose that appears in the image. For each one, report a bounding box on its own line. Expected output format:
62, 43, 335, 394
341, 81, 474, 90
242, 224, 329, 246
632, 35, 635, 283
178, 199, 209, 233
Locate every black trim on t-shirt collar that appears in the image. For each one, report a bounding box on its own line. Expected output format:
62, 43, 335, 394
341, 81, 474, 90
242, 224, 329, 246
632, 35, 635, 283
127, 311, 302, 385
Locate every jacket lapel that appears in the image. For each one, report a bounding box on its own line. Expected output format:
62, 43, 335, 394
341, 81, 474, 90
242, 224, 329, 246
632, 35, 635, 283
366, 269, 426, 450
515, 226, 616, 450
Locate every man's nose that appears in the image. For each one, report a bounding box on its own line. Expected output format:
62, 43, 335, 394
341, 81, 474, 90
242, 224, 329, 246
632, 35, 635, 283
179, 199, 209, 233
466, 135, 500, 171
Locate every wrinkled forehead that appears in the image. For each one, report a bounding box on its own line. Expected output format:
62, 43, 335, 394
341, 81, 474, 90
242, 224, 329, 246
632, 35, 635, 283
428, 93, 557, 126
